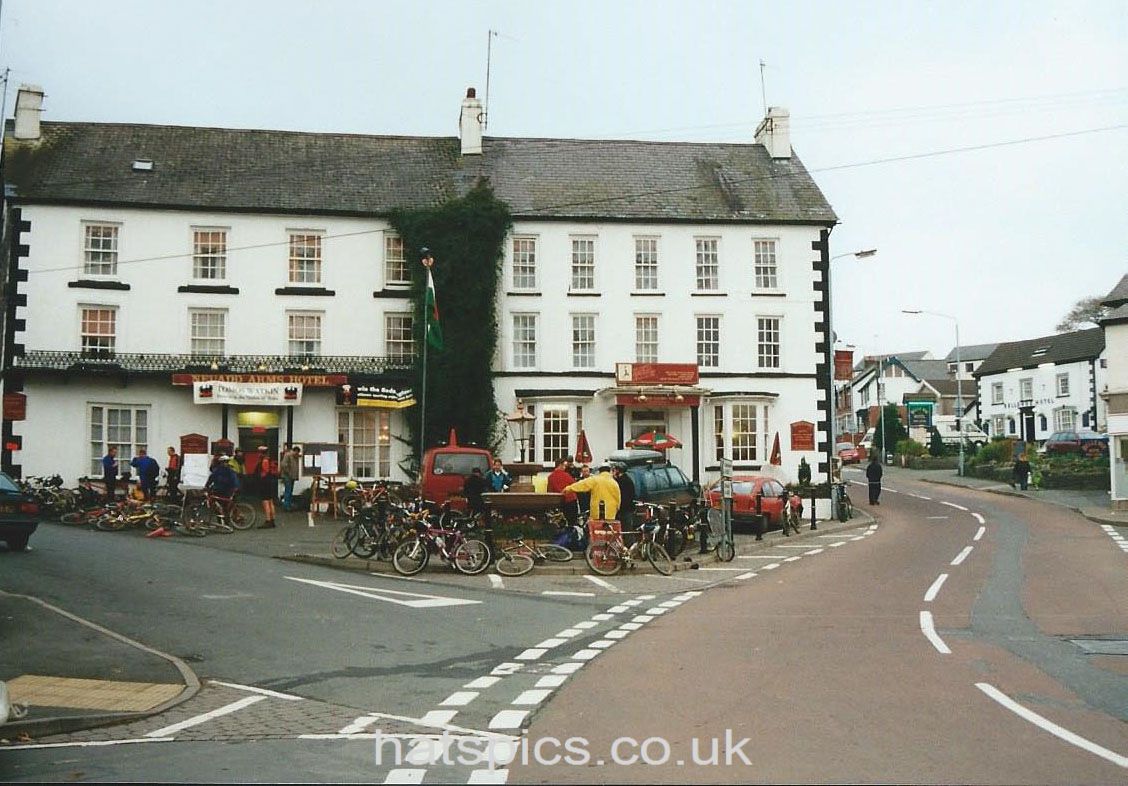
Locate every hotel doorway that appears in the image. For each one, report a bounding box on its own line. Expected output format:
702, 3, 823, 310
237, 410, 280, 475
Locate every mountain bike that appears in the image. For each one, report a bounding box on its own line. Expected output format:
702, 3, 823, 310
494, 537, 573, 576
833, 482, 853, 522
392, 514, 491, 576
585, 519, 674, 576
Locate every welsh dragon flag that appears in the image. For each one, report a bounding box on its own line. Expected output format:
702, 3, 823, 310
424, 268, 444, 350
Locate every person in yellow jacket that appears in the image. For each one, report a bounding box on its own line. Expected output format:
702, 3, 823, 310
564, 464, 621, 521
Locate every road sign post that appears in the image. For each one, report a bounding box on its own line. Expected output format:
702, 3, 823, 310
720, 458, 734, 551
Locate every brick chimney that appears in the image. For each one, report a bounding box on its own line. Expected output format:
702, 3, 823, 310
13, 85, 45, 141
459, 87, 483, 156
754, 106, 791, 159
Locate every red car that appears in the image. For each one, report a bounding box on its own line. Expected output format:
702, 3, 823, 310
837, 441, 864, 464
704, 475, 788, 529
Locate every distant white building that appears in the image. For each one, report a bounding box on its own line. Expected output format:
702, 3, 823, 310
1099, 274, 1128, 509
974, 328, 1107, 443
1, 86, 841, 488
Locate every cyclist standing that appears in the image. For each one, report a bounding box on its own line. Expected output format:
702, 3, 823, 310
205, 455, 240, 521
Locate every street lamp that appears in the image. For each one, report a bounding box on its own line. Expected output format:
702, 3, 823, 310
902, 309, 964, 476
826, 248, 877, 518
505, 399, 535, 462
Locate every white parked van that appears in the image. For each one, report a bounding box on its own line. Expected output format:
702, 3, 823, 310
932, 416, 989, 448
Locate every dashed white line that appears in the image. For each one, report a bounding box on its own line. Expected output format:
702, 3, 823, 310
552, 662, 585, 674
762, 563, 780, 570
1, 737, 175, 750
339, 715, 381, 734
419, 710, 459, 726
145, 696, 265, 738
591, 613, 614, 621
972, 513, 986, 524
607, 604, 630, 612
541, 591, 595, 597
584, 575, 620, 592
515, 648, 546, 661
488, 574, 504, 590
384, 768, 427, 784
512, 689, 553, 706
975, 683, 1128, 768
555, 628, 582, 638
618, 622, 643, 631
491, 663, 524, 676
919, 611, 951, 654
574, 621, 599, 629
468, 769, 511, 784
974, 526, 986, 541
924, 574, 949, 603
951, 546, 974, 566
535, 638, 567, 649
439, 691, 479, 707
941, 501, 969, 511
631, 614, 655, 623
590, 639, 616, 649
605, 629, 630, 639
571, 649, 600, 661
535, 674, 569, 688
908, 493, 932, 500
804, 548, 825, 555
829, 541, 847, 548
735, 572, 756, 580
488, 709, 529, 730
784, 556, 802, 562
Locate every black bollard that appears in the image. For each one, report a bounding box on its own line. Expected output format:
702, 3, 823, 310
810, 489, 817, 530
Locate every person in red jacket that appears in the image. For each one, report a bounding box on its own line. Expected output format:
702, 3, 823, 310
547, 457, 579, 527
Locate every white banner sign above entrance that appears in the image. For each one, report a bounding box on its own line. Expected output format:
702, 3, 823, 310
193, 381, 303, 406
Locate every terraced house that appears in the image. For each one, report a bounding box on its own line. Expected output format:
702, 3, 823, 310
1, 84, 838, 488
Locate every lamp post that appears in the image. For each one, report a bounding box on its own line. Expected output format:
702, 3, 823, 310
903, 309, 964, 476
505, 400, 535, 462
826, 248, 877, 517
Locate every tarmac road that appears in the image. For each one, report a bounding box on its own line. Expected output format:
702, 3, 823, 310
512, 469, 1128, 784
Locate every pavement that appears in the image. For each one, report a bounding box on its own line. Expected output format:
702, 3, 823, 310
889, 465, 1128, 527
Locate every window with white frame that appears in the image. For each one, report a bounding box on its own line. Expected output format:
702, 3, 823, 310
757, 316, 781, 368
713, 406, 724, 460
512, 236, 537, 289
634, 237, 658, 290
696, 316, 720, 368
288, 312, 322, 356
512, 313, 537, 368
385, 313, 414, 361
384, 233, 409, 286
964, 362, 974, 373
1019, 377, 1033, 400
541, 405, 571, 464
338, 409, 390, 479
753, 239, 778, 289
192, 228, 227, 280
992, 382, 1003, 405
83, 223, 119, 276
1054, 407, 1077, 431
190, 309, 226, 356
695, 238, 719, 290
713, 402, 769, 463
730, 403, 759, 462
89, 404, 148, 476
635, 315, 658, 363
1056, 372, 1070, 397
572, 314, 596, 369
80, 306, 116, 355
860, 385, 870, 406
992, 415, 1005, 436
288, 232, 322, 284
570, 237, 595, 291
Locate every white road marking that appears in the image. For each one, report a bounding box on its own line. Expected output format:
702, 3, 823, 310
208, 680, 304, 701
489, 710, 529, 730
975, 683, 1128, 768
419, 710, 459, 726
739, 554, 791, 557
574, 621, 599, 629
284, 577, 480, 608
699, 567, 750, 571
951, 546, 974, 566
644, 607, 668, 615
774, 544, 814, 549
784, 556, 802, 562
384, 768, 426, 783
555, 628, 582, 638
926, 516, 950, 520
535, 674, 569, 688
762, 563, 781, 570
541, 591, 595, 597
440, 691, 479, 707
468, 769, 510, 784
621, 599, 644, 606
1, 737, 175, 750
571, 649, 601, 660
515, 648, 546, 661
636, 594, 657, 599
735, 572, 756, 580
584, 575, 620, 592
513, 689, 553, 706
405, 737, 456, 766
974, 526, 986, 541
941, 501, 969, 511
535, 638, 567, 649
829, 541, 846, 548
850, 536, 865, 541
552, 662, 585, 674
464, 676, 501, 689
924, 574, 949, 603
884, 488, 900, 493
145, 695, 265, 737
605, 629, 630, 638
919, 611, 951, 654
972, 513, 986, 524
591, 613, 614, 621
339, 715, 381, 734
817, 535, 852, 540
659, 600, 682, 608
908, 493, 932, 500
491, 663, 523, 676
489, 574, 504, 590
590, 640, 616, 649
618, 622, 643, 630
632, 614, 655, 623
607, 605, 630, 612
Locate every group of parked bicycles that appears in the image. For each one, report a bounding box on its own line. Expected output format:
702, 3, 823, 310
328, 482, 741, 578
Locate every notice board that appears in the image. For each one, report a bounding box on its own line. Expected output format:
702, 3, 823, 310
299, 442, 348, 477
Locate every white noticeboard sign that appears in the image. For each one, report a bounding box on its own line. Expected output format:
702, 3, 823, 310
720, 458, 733, 478
182, 453, 211, 488
319, 450, 339, 476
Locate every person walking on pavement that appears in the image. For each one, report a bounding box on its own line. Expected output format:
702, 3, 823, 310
1012, 453, 1032, 491
485, 459, 511, 493
253, 445, 279, 528
547, 457, 579, 527
565, 464, 621, 522
130, 448, 160, 500
101, 446, 119, 504
279, 445, 301, 511
612, 463, 636, 529
165, 447, 182, 502
866, 454, 884, 505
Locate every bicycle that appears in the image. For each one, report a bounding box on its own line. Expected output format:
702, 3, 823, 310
391, 513, 491, 576
833, 482, 853, 522
330, 501, 411, 560
585, 519, 674, 576
780, 489, 803, 536
494, 537, 573, 576
179, 491, 256, 535
701, 507, 736, 562
95, 500, 171, 532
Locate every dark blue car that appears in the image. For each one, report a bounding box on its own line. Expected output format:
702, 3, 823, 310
0, 471, 40, 552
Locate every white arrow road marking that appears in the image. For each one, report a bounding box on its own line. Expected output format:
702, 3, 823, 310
285, 577, 482, 608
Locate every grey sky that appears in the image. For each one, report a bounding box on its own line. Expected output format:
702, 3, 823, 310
2, 0, 1124, 360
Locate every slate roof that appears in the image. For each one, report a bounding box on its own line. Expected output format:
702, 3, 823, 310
1101, 303, 1128, 326
943, 343, 998, 362
2, 122, 838, 224
973, 327, 1105, 377
901, 359, 952, 383
1102, 273, 1128, 307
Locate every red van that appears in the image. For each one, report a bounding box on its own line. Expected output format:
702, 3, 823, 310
419, 430, 494, 506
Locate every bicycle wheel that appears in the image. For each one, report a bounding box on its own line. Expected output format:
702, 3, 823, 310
539, 543, 573, 562
842, 493, 853, 521
208, 517, 235, 534
95, 513, 126, 532
351, 525, 380, 559
645, 542, 675, 576
452, 539, 491, 575
392, 538, 430, 575
495, 550, 535, 576
60, 510, 91, 526
330, 525, 358, 559
585, 541, 623, 575
339, 493, 362, 519
231, 502, 257, 530
665, 528, 687, 558
715, 538, 735, 562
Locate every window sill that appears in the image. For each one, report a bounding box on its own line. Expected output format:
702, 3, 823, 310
751, 290, 786, 297
506, 291, 542, 297
373, 289, 412, 299
566, 291, 601, 297
690, 292, 727, 297
275, 286, 336, 297
630, 291, 665, 297
68, 280, 130, 291
178, 284, 239, 295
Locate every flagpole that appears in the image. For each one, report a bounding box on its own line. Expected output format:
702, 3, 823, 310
419, 249, 433, 472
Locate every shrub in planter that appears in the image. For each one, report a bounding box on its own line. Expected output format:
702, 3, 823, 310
971, 438, 1014, 467
897, 439, 926, 458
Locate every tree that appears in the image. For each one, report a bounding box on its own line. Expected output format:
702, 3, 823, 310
876, 403, 907, 458
928, 427, 946, 457
1055, 296, 1110, 332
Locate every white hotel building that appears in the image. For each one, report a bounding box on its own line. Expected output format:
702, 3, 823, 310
1, 86, 838, 488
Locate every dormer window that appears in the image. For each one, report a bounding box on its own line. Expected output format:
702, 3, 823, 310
1031, 345, 1050, 358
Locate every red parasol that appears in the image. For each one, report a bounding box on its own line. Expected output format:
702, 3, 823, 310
574, 429, 593, 464
769, 432, 782, 466
626, 431, 682, 451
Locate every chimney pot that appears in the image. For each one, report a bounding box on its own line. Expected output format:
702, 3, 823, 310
466, 87, 477, 98
754, 106, 791, 159
13, 84, 45, 141
459, 86, 484, 156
